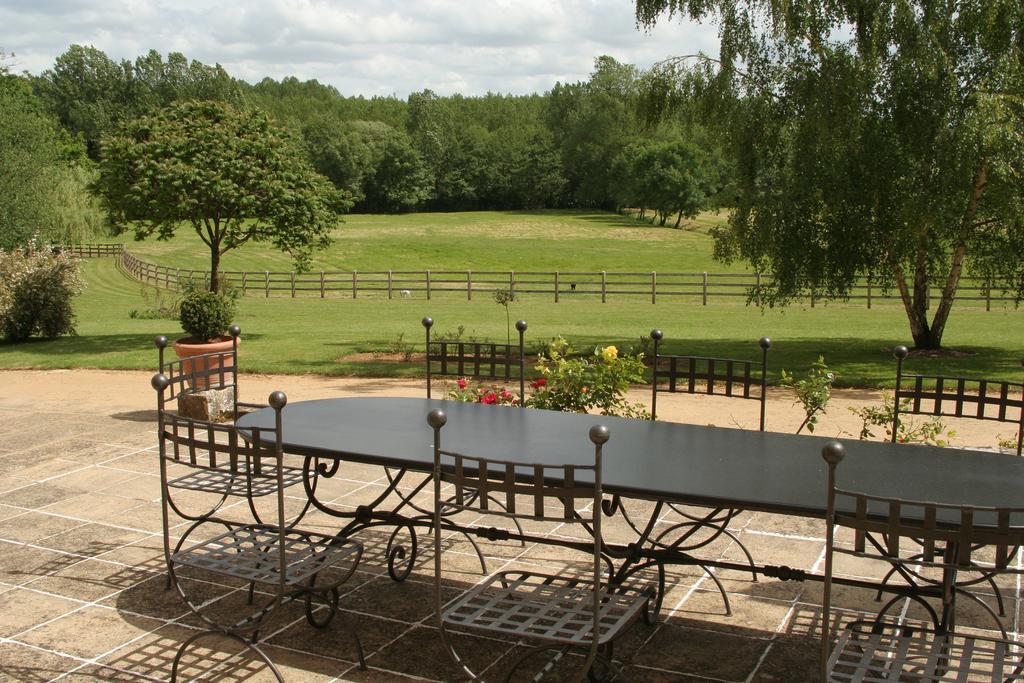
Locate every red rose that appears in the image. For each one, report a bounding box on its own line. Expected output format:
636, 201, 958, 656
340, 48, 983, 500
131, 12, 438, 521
501, 389, 512, 399
481, 392, 498, 405
457, 378, 468, 389
530, 378, 547, 389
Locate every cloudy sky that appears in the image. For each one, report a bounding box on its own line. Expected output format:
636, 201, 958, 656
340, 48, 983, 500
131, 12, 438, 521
1, 0, 718, 97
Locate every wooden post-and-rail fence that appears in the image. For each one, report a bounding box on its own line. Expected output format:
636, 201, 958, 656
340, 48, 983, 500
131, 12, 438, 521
62, 243, 1018, 311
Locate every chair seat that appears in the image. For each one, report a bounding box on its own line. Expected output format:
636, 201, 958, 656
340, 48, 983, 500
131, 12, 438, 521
168, 463, 306, 497
828, 620, 1024, 682
172, 524, 361, 586
442, 570, 652, 646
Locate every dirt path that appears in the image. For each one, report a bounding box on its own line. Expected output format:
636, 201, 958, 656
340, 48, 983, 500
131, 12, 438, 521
0, 369, 1010, 450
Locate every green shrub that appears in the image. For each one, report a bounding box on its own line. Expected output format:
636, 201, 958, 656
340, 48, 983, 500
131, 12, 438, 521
178, 284, 237, 342
0, 238, 85, 341
526, 337, 649, 418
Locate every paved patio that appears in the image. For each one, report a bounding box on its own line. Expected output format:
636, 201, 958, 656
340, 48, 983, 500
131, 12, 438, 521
0, 370, 1017, 681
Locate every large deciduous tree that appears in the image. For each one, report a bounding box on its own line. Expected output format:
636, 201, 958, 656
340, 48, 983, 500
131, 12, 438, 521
636, 0, 1024, 349
95, 100, 344, 292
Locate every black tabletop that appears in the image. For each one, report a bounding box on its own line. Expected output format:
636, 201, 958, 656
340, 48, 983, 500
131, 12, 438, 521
237, 397, 1024, 519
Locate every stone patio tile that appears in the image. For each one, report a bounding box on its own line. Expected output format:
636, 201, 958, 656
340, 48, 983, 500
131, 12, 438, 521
101, 573, 232, 622
0, 481, 82, 509
0, 540, 70, 586
342, 575, 462, 623
746, 512, 825, 540
97, 622, 232, 681
0, 510, 85, 543
672, 588, 794, 636
0, 641, 83, 681
37, 522, 149, 557
102, 450, 161, 475
0, 503, 25, 522
0, 455, 83, 483
631, 623, 770, 680
365, 624, 514, 680
338, 665, 442, 681
60, 663, 160, 681
0, 587, 82, 638
94, 534, 168, 571
43, 492, 152, 527
28, 557, 157, 602
44, 464, 141, 493
18, 604, 164, 660
268, 612, 409, 664
720, 531, 825, 575
95, 472, 161, 502
750, 634, 820, 682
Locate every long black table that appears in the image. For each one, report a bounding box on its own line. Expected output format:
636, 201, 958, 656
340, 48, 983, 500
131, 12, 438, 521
238, 396, 1024, 517
237, 397, 1024, 626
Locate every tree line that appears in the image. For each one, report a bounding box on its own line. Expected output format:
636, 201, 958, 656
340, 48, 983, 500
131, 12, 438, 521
0, 44, 724, 244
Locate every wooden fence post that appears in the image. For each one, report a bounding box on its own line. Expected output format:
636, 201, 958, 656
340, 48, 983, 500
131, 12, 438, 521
264, 271, 270, 298
554, 271, 560, 303
426, 270, 431, 300
467, 270, 472, 300
651, 271, 657, 304
290, 272, 296, 298
601, 271, 607, 303
755, 273, 762, 307
352, 271, 358, 299
702, 272, 708, 306
387, 270, 393, 299
509, 270, 515, 295
866, 280, 872, 309
320, 271, 325, 298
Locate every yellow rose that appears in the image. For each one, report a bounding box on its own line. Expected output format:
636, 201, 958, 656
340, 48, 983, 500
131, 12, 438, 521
601, 345, 618, 361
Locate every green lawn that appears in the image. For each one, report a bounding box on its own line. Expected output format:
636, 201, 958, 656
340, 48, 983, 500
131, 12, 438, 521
2, 257, 1021, 388
124, 210, 746, 273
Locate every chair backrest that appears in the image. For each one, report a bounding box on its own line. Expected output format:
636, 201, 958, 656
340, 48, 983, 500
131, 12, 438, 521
152, 372, 284, 481
422, 317, 528, 402
428, 409, 609, 645
155, 325, 242, 413
891, 346, 1024, 455
649, 330, 771, 429
819, 441, 1024, 678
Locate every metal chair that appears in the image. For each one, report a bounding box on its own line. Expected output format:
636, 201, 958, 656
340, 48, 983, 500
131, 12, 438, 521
422, 316, 528, 402
892, 345, 1023, 455
154, 334, 315, 525
642, 330, 771, 607
428, 410, 654, 681
650, 330, 771, 428
820, 441, 1024, 682
155, 325, 266, 422
153, 376, 365, 681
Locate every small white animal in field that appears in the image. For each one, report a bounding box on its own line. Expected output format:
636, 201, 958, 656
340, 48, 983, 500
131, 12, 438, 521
400, 289, 411, 298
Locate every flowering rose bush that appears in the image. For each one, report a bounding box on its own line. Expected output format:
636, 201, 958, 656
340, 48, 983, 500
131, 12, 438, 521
447, 378, 519, 406
525, 337, 649, 418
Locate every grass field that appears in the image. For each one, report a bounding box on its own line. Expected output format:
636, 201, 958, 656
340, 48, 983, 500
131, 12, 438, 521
124, 210, 746, 273
1, 254, 1021, 388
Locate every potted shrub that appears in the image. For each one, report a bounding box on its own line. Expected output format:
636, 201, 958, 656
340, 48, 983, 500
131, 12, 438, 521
172, 284, 239, 387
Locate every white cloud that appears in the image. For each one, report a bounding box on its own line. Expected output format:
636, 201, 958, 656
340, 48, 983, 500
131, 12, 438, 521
0, 0, 720, 96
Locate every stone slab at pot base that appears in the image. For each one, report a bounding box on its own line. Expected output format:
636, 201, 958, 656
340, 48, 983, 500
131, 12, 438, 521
178, 387, 235, 422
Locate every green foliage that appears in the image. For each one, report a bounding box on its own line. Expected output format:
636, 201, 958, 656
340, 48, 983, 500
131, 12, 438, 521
526, 338, 649, 418
850, 397, 956, 446
37, 45, 242, 159
493, 288, 516, 345
178, 283, 237, 342
780, 355, 835, 434
386, 331, 414, 361
0, 239, 85, 342
94, 100, 344, 291
635, 0, 1024, 350
0, 72, 105, 249
612, 137, 723, 227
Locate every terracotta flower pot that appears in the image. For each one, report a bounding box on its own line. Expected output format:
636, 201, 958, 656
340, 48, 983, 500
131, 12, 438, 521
172, 335, 238, 389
